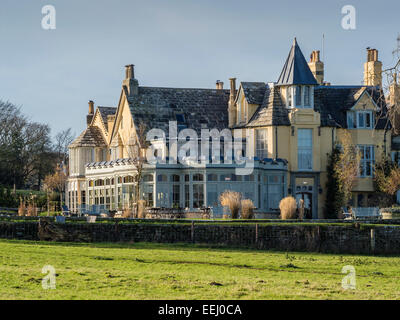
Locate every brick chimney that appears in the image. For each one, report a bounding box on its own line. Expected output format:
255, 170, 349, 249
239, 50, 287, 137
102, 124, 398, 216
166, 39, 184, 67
364, 48, 382, 87
228, 78, 237, 128
86, 100, 94, 126
216, 80, 224, 90
308, 50, 324, 85
123, 64, 139, 96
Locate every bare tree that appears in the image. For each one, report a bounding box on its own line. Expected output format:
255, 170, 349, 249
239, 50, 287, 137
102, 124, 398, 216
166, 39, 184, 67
54, 128, 74, 164
44, 165, 67, 214
125, 123, 149, 217
335, 131, 361, 206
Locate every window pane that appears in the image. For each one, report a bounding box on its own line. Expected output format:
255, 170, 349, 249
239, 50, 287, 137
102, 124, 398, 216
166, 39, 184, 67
304, 86, 310, 106
347, 112, 355, 128
298, 129, 312, 170
295, 86, 302, 106
256, 129, 268, 159
358, 113, 365, 128
366, 113, 371, 128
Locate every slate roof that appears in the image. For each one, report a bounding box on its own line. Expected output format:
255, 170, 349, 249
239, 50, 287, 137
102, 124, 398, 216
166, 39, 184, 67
276, 38, 318, 86
241, 82, 266, 104
239, 84, 389, 129
69, 126, 107, 148
245, 86, 290, 127
127, 86, 230, 135
97, 107, 117, 127
314, 86, 389, 129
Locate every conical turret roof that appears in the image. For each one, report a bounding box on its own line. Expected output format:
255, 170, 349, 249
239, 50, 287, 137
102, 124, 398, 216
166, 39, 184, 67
276, 38, 318, 86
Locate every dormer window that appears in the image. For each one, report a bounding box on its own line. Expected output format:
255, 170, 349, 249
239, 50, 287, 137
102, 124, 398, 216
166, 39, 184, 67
286, 85, 313, 108
347, 111, 373, 129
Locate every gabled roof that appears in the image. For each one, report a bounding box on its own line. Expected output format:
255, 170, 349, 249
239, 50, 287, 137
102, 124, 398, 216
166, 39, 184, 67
314, 86, 389, 129
69, 126, 107, 148
241, 82, 266, 104
97, 107, 117, 127
126, 86, 230, 135
276, 38, 318, 86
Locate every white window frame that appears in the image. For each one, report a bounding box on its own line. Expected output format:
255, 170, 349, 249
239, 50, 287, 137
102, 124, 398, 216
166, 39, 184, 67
358, 145, 375, 177
287, 86, 313, 109
256, 129, 268, 159
356, 110, 373, 129
297, 129, 313, 171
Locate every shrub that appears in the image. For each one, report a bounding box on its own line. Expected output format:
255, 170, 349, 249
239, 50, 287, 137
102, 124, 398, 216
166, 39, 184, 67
279, 196, 297, 220
241, 199, 255, 219
26, 204, 38, 217
137, 200, 147, 219
219, 191, 241, 219
18, 202, 26, 216
122, 208, 132, 218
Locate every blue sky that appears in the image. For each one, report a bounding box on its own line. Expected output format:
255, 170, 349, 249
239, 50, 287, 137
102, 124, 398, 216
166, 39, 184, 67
0, 0, 399, 137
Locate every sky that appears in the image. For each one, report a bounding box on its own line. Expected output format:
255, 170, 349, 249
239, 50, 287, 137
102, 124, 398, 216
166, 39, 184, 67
0, 0, 399, 138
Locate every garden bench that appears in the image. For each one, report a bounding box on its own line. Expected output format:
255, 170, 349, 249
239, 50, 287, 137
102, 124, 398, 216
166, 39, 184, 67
352, 207, 381, 220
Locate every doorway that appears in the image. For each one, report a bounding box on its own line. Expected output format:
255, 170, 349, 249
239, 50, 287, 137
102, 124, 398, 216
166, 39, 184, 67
295, 192, 312, 219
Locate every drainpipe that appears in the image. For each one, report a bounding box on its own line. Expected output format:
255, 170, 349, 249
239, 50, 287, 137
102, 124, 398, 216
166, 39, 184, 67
275, 126, 278, 159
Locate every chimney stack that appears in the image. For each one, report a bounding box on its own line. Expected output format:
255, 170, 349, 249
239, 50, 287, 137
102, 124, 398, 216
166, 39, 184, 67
125, 64, 134, 79
107, 114, 116, 133
228, 78, 237, 127
364, 48, 382, 87
308, 50, 324, 85
123, 64, 139, 96
87, 100, 94, 126
216, 80, 224, 90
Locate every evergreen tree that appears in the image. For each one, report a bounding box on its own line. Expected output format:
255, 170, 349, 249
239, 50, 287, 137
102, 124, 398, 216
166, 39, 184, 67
325, 146, 344, 218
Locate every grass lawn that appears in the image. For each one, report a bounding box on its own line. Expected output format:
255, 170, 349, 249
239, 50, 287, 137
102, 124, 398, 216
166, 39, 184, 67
0, 239, 399, 300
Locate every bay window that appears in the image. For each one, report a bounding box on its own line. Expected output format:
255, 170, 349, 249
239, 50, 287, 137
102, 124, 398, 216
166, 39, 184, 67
286, 85, 313, 108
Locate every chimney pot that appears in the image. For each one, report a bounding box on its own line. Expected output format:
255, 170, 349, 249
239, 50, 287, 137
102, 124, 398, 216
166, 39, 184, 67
125, 64, 135, 79
216, 80, 224, 90
88, 100, 94, 114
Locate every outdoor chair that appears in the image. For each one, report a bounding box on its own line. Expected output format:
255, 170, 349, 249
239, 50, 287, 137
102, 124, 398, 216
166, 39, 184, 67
61, 205, 70, 216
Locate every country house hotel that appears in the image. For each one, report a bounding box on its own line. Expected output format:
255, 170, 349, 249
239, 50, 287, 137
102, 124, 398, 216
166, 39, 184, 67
66, 38, 398, 218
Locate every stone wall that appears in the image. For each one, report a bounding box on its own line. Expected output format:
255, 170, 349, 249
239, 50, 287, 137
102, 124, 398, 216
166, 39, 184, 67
1, 220, 400, 255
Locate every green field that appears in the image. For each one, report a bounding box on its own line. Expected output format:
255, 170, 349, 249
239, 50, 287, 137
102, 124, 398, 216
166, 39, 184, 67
0, 239, 399, 300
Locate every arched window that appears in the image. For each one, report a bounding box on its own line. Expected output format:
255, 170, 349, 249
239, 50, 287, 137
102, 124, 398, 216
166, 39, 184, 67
157, 174, 168, 182
172, 174, 180, 182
